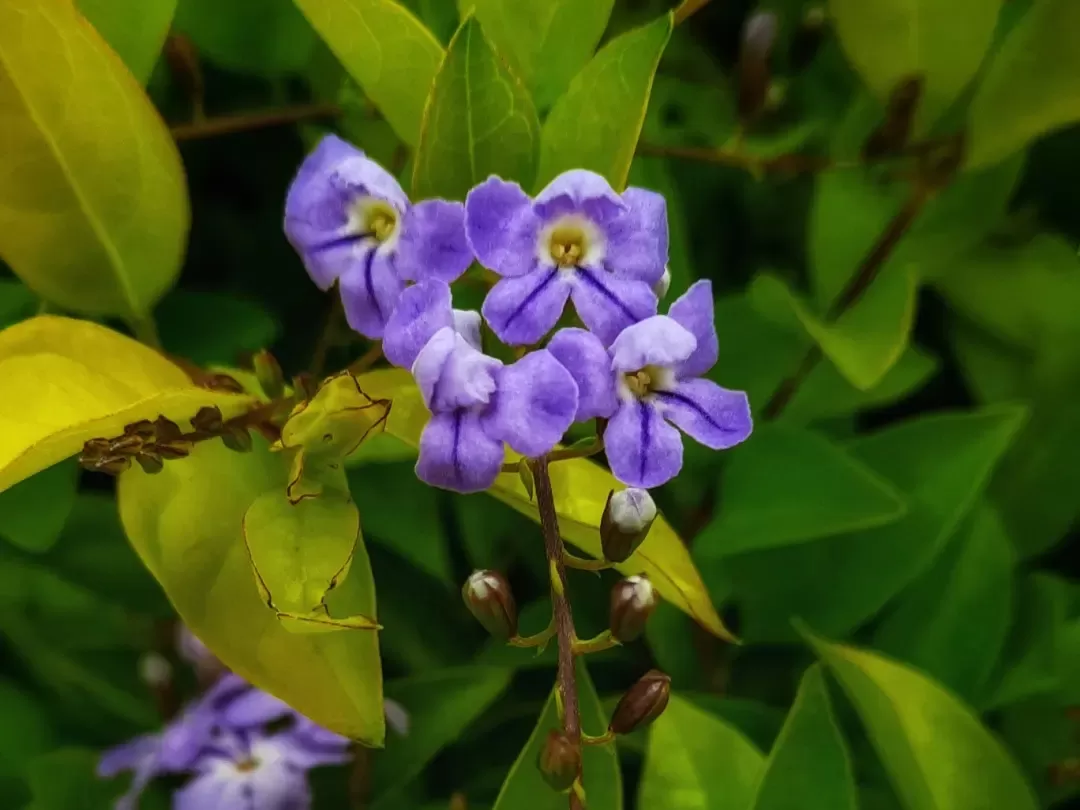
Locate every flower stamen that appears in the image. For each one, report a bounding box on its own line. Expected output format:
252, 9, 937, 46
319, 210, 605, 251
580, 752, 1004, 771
549, 223, 587, 268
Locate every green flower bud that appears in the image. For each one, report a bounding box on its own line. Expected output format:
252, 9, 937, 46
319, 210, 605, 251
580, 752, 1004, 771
609, 670, 671, 735
462, 570, 518, 639
600, 488, 656, 563
610, 575, 658, 643
537, 731, 579, 792
253, 349, 286, 399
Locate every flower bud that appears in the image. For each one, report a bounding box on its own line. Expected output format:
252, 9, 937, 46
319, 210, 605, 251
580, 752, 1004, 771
253, 350, 286, 400
135, 450, 164, 475
737, 11, 778, 125
200, 373, 246, 394
537, 731, 579, 792
462, 570, 518, 639
609, 670, 671, 735
190, 405, 224, 436
653, 266, 671, 299
138, 652, 173, 688
610, 575, 658, 642
221, 425, 254, 453
600, 488, 656, 563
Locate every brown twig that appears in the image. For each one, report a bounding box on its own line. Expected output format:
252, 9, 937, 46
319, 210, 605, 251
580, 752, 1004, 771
674, 0, 713, 26
170, 102, 342, 142
530, 457, 584, 810
760, 188, 930, 421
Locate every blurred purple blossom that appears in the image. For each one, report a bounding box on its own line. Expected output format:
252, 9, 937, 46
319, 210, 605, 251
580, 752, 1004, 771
284, 136, 472, 339
466, 169, 668, 346
548, 280, 752, 488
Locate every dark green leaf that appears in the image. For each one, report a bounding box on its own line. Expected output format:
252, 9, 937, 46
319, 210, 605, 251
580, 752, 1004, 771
25, 749, 121, 810
78, 0, 176, 83
372, 667, 513, 807
493, 663, 621, 810
412, 16, 540, 201
638, 692, 765, 809
0, 679, 53, 795
749, 664, 857, 810
0, 278, 35, 329
156, 291, 279, 367
696, 423, 906, 559
873, 503, 1013, 705
536, 14, 672, 191
0, 460, 77, 552
174, 0, 318, 75
718, 406, 1026, 642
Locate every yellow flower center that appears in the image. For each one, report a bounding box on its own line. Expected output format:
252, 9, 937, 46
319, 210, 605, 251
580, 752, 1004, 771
354, 199, 399, 243
624, 367, 658, 398
235, 758, 259, 773
549, 223, 588, 268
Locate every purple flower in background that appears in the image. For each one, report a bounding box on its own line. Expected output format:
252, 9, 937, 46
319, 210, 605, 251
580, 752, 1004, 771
285, 135, 472, 339
411, 326, 579, 493
548, 281, 752, 488
172, 726, 349, 810
466, 170, 668, 346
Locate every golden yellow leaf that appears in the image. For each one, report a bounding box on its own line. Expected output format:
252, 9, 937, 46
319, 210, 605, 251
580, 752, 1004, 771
0, 316, 254, 494
0, 0, 189, 317
355, 368, 731, 640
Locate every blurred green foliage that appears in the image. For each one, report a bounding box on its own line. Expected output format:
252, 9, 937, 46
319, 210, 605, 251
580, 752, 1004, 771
2, 0, 1080, 808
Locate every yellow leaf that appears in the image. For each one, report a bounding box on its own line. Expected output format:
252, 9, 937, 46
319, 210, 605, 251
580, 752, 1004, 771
0, 0, 189, 317
0, 316, 254, 494
355, 368, 732, 640
119, 437, 385, 744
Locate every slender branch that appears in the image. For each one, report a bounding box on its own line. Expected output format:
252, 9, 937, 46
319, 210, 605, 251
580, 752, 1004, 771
311, 293, 345, 378
562, 551, 612, 572
760, 187, 930, 421
509, 619, 557, 649
674, 0, 713, 26
170, 102, 342, 142
572, 631, 620, 655
530, 457, 584, 810
547, 436, 605, 463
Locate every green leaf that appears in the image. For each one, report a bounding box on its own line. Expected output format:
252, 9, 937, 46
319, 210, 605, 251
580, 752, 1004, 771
638, 693, 765, 809
0, 679, 53, 795
985, 573, 1067, 709
749, 665, 857, 810
471, 0, 615, 110
156, 291, 279, 367
293, 0, 445, 146
118, 437, 385, 743
0, 460, 77, 552
809, 98, 1024, 305
872, 503, 1014, 705
934, 235, 1080, 350
0, 279, 35, 329
412, 16, 540, 201
77, 0, 176, 83
750, 269, 917, 391
0, 0, 189, 318
372, 667, 512, 807
695, 423, 906, 559
718, 406, 1026, 642
493, 663, 621, 810
809, 634, 1040, 810
536, 13, 672, 191
25, 749, 121, 810
243, 488, 369, 627
348, 462, 452, 583
999, 696, 1080, 809
967, 0, 1080, 168
827, 0, 1004, 129
175, 0, 317, 75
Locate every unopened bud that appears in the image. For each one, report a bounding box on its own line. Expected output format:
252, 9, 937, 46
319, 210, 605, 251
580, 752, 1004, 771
462, 570, 518, 639
537, 731, 579, 791
737, 11, 779, 125
600, 488, 656, 563
190, 405, 224, 436
654, 267, 671, 299
610, 575, 658, 642
138, 652, 173, 688
124, 419, 157, 439
609, 670, 671, 735
253, 350, 286, 400
135, 450, 164, 475
92, 455, 132, 475
200, 373, 246, 394
221, 426, 253, 453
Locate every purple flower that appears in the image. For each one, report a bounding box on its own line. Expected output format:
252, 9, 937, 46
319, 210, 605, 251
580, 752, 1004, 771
285, 135, 473, 339
382, 278, 481, 369
465, 170, 668, 346
411, 326, 579, 493
547, 281, 752, 488
172, 725, 349, 810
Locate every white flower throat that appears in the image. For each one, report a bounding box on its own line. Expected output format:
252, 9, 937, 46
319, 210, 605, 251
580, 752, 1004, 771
618, 364, 675, 404
539, 215, 605, 274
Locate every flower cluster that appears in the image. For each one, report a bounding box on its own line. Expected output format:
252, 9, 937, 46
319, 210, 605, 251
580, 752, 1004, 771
285, 136, 753, 492
100, 627, 408, 810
